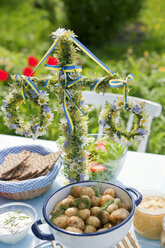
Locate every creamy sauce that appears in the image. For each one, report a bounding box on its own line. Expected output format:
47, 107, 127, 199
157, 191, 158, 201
0, 211, 32, 235
133, 196, 165, 239
138, 196, 165, 213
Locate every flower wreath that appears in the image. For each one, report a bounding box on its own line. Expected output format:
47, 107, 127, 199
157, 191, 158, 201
99, 98, 149, 145
1, 84, 54, 139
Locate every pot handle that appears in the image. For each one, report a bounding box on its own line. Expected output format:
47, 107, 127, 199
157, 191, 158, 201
126, 187, 142, 206
32, 219, 54, 241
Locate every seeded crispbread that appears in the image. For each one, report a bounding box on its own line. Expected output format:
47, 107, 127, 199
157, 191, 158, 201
14, 153, 43, 179
0, 150, 31, 179
44, 151, 62, 170
0, 150, 61, 181
35, 151, 62, 175
17, 153, 43, 180
21, 151, 62, 179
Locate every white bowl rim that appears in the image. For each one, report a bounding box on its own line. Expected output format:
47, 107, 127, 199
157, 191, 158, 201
0, 202, 37, 236
43, 180, 135, 237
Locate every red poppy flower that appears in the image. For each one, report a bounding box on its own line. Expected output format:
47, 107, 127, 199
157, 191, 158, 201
0, 70, 9, 82
47, 56, 58, 65
89, 164, 106, 172
23, 67, 35, 77
28, 56, 38, 67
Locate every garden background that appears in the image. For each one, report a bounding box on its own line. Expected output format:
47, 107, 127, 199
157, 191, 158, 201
0, 0, 165, 154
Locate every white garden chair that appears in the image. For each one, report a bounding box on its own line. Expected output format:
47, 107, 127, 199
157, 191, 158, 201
82, 91, 162, 153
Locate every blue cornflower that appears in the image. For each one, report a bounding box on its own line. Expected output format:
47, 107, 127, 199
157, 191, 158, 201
136, 128, 146, 136
76, 156, 84, 162
79, 100, 84, 106
7, 113, 12, 118
132, 105, 142, 114
60, 74, 65, 80
30, 90, 37, 99
112, 104, 118, 111
32, 124, 39, 133
79, 173, 86, 181
99, 119, 106, 127
64, 141, 69, 149
3, 100, 7, 108
42, 104, 51, 113
68, 177, 77, 183
9, 124, 17, 129
23, 131, 29, 136
40, 90, 47, 96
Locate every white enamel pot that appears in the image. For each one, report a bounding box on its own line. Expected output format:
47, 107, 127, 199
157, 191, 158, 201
32, 181, 142, 248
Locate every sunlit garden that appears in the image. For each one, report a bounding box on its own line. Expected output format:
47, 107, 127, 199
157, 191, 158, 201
0, 0, 165, 155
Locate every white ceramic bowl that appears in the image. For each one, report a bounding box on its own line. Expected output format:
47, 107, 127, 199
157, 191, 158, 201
0, 202, 37, 244
32, 181, 142, 248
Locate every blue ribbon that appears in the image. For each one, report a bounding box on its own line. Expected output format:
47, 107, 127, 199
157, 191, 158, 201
13, 75, 40, 100
109, 73, 135, 109
45, 64, 86, 134
71, 36, 114, 75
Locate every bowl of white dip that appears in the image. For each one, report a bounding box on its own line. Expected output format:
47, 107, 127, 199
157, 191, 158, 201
0, 202, 37, 244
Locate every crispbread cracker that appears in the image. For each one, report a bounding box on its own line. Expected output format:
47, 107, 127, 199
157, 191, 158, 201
17, 152, 43, 179
0, 150, 31, 178
14, 153, 43, 179
44, 151, 62, 170
21, 151, 61, 179
0, 150, 61, 181
35, 151, 62, 175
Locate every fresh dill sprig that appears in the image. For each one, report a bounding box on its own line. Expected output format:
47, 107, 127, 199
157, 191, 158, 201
96, 199, 114, 216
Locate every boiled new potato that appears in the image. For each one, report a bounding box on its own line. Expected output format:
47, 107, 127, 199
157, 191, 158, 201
109, 208, 129, 224
100, 195, 113, 206
107, 203, 118, 213
65, 207, 78, 217
103, 188, 115, 198
91, 196, 100, 207
68, 216, 85, 230
87, 216, 101, 228
78, 195, 91, 209
71, 186, 82, 197
53, 215, 69, 229
78, 209, 90, 220
98, 210, 109, 225
80, 187, 95, 197
84, 225, 96, 233
66, 226, 82, 233
90, 206, 101, 216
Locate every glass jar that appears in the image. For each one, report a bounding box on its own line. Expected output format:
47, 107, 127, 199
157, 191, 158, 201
161, 217, 165, 247
133, 190, 165, 240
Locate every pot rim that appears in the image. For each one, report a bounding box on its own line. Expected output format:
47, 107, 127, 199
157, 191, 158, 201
43, 181, 135, 237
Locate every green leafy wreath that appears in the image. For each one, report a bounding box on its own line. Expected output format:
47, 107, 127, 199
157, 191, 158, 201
99, 98, 149, 145
1, 83, 53, 139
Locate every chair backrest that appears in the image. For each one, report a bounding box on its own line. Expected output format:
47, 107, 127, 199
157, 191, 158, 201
82, 91, 162, 153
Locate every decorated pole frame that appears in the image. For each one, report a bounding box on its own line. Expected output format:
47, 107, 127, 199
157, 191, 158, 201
1, 29, 149, 183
